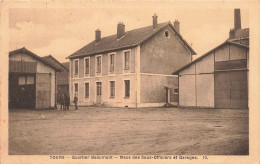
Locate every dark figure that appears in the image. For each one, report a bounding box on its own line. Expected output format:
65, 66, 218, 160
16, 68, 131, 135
73, 93, 78, 110
60, 94, 65, 111
65, 93, 70, 110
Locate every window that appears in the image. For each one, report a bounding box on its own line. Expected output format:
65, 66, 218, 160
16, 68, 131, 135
109, 53, 115, 73
165, 30, 169, 38
84, 57, 90, 76
85, 83, 89, 98
18, 76, 26, 85
124, 51, 130, 70
174, 88, 179, 94
110, 81, 115, 98
18, 75, 34, 85
74, 59, 79, 77
96, 55, 102, 74
124, 80, 130, 98
74, 83, 78, 96
96, 82, 102, 95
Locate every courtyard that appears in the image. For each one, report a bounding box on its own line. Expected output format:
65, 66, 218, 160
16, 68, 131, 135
9, 107, 248, 155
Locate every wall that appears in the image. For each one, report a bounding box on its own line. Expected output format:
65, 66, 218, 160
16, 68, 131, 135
70, 74, 137, 108
140, 74, 178, 106
179, 53, 215, 108
140, 25, 192, 74
36, 59, 56, 108
69, 47, 138, 107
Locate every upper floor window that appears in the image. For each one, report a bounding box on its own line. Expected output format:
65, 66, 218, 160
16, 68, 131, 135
84, 57, 90, 76
96, 55, 102, 75
74, 59, 79, 77
124, 51, 130, 70
109, 53, 115, 73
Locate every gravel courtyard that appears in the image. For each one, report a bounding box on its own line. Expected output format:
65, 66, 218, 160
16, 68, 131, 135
9, 107, 249, 155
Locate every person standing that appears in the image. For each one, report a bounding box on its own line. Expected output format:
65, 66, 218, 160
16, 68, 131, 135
73, 93, 78, 110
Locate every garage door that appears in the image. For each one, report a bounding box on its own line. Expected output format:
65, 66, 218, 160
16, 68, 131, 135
36, 73, 51, 109
214, 71, 248, 109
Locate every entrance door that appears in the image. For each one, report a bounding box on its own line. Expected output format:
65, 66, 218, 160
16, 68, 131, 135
215, 71, 248, 109
96, 82, 102, 104
36, 73, 51, 109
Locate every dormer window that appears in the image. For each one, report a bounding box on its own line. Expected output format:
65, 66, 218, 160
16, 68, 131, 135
165, 30, 169, 38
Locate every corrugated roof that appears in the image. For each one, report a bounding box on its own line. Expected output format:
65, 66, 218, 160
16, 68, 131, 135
67, 22, 196, 59
9, 47, 63, 72
172, 40, 249, 75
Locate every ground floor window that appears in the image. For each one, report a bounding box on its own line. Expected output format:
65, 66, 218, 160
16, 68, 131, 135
96, 82, 102, 96
85, 83, 89, 98
124, 80, 130, 98
110, 81, 115, 98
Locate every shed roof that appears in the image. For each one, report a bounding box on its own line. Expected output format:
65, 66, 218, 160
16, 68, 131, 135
67, 22, 196, 59
9, 47, 63, 72
172, 41, 249, 75
42, 55, 68, 72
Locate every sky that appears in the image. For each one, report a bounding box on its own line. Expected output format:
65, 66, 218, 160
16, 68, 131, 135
9, 4, 249, 63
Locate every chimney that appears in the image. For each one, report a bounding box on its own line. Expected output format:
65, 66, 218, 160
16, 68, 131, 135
152, 13, 158, 29
95, 29, 101, 43
234, 9, 241, 30
173, 20, 180, 33
117, 22, 125, 39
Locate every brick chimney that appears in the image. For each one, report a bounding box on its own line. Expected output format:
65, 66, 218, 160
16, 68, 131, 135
173, 20, 180, 33
95, 29, 101, 43
152, 13, 158, 29
117, 22, 125, 39
234, 9, 241, 30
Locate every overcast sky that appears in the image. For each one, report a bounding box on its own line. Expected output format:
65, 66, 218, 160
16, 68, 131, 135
9, 5, 249, 63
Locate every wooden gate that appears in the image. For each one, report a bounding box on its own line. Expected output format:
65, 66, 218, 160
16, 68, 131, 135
215, 71, 248, 109
36, 73, 51, 109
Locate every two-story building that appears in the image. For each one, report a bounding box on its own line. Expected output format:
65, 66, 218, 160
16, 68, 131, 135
67, 14, 196, 108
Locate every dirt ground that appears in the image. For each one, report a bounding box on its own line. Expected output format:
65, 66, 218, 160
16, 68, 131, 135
9, 107, 248, 155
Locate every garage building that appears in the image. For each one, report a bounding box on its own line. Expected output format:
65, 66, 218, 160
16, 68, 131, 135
9, 47, 62, 109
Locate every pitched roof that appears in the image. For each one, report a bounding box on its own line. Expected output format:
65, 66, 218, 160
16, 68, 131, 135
9, 47, 63, 72
67, 22, 196, 59
42, 55, 68, 71
172, 41, 249, 75
62, 62, 70, 70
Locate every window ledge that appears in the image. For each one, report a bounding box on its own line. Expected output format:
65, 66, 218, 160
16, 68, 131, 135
124, 97, 130, 99
109, 96, 115, 99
